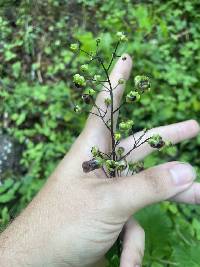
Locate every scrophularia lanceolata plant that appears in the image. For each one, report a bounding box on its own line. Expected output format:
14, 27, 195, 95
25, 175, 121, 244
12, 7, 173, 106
70, 32, 172, 179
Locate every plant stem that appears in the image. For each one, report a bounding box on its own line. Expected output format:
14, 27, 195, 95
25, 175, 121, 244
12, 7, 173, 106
98, 51, 124, 254
107, 41, 120, 72
99, 58, 116, 176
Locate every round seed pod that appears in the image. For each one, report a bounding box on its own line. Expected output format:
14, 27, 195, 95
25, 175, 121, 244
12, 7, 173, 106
74, 105, 81, 113
70, 43, 79, 52
134, 75, 151, 92
148, 134, 165, 149
82, 94, 92, 104
126, 91, 140, 103
82, 158, 101, 173
117, 160, 127, 171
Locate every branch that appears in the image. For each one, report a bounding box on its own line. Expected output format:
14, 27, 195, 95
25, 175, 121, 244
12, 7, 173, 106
98, 59, 116, 166
119, 136, 151, 161
107, 41, 120, 72
88, 111, 102, 118
113, 101, 125, 114
101, 166, 109, 178
92, 103, 111, 132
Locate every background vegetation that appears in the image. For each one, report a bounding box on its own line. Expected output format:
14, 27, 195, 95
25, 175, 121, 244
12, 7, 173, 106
1, 0, 200, 266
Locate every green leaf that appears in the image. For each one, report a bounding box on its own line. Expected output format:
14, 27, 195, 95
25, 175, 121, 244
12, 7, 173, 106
172, 243, 200, 267
0, 179, 14, 194
12, 62, 21, 78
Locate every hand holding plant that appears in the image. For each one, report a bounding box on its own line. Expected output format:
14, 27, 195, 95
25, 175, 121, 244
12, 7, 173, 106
0, 37, 200, 267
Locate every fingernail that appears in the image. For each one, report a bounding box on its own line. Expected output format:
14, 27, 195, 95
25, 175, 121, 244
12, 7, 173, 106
170, 163, 196, 186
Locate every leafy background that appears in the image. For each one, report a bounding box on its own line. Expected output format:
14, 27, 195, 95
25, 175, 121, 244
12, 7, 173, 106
1, 0, 200, 266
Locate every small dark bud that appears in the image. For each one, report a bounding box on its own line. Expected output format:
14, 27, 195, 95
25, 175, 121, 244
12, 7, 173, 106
82, 94, 92, 104
75, 83, 81, 88
151, 140, 165, 149
96, 38, 101, 45
126, 91, 140, 103
148, 134, 165, 149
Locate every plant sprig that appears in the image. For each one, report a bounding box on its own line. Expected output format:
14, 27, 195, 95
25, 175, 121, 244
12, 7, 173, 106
71, 32, 171, 178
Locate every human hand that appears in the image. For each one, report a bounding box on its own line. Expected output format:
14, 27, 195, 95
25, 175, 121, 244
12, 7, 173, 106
0, 54, 199, 267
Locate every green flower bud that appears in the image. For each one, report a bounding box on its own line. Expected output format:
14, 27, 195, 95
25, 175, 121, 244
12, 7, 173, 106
148, 134, 165, 149
134, 75, 151, 92
80, 64, 89, 72
119, 122, 127, 131
117, 146, 125, 156
85, 88, 96, 96
116, 32, 128, 42
106, 160, 117, 172
104, 98, 111, 106
94, 75, 101, 82
126, 120, 134, 129
73, 74, 86, 87
74, 105, 81, 113
117, 160, 127, 171
129, 161, 144, 173
91, 146, 99, 157
70, 43, 79, 52
165, 140, 173, 147
126, 91, 141, 103
118, 78, 125, 84
119, 120, 134, 131
114, 132, 121, 141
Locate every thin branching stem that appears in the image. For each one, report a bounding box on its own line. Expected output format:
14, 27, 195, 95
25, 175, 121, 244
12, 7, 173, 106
98, 59, 116, 170
101, 167, 109, 178
88, 111, 102, 118
119, 137, 151, 161
107, 41, 120, 72
113, 101, 125, 114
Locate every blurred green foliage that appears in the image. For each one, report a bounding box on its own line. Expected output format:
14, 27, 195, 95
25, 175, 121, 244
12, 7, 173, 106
1, 0, 200, 266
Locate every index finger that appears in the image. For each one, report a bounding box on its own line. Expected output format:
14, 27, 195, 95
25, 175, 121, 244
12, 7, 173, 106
120, 119, 200, 163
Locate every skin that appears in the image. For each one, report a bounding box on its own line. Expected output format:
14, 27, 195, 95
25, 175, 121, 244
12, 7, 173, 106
0, 54, 200, 267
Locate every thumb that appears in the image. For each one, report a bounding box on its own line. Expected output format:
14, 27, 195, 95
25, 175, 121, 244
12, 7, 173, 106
110, 162, 196, 218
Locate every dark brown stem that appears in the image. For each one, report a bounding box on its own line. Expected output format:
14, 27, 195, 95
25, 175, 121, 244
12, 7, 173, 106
107, 41, 120, 72
119, 137, 151, 161
98, 59, 116, 171
101, 166, 109, 178
113, 101, 125, 114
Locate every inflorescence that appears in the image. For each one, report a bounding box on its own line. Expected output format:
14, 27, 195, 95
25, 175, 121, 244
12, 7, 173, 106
70, 32, 171, 178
